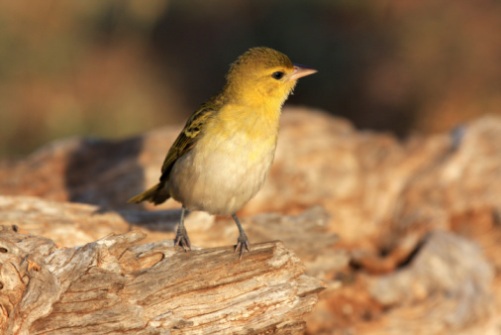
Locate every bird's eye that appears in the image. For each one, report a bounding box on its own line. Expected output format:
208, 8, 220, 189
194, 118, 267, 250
271, 71, 285, 80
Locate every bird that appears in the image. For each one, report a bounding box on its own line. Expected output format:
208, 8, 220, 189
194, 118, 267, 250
128, 46, 316, 256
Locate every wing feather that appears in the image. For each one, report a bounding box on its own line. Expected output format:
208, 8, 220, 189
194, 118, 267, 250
128, 97, 222, 205
160, 102, 217, 181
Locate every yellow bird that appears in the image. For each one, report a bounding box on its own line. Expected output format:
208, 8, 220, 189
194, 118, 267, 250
129, 47, 316, 256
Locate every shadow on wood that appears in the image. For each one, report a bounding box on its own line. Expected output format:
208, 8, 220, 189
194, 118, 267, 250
0, 225, 323, 335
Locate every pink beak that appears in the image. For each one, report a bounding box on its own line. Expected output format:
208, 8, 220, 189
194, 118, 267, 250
289, 65, 317, 81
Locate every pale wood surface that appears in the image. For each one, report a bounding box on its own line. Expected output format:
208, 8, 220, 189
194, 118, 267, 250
0, 225, 323, 335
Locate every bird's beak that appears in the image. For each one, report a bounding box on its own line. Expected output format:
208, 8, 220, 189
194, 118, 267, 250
289, 65, 317, 81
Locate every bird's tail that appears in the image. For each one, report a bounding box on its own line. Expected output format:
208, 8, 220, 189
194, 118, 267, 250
127, 183, 171, 205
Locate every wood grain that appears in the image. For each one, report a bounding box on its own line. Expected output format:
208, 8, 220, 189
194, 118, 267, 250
0, 225, 323, 335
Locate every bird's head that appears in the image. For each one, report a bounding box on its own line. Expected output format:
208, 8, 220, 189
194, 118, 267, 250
224, 47, 317, 108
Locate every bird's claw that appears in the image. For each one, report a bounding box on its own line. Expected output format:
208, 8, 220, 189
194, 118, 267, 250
174, 227, 191, 252
234, 235, 250, 259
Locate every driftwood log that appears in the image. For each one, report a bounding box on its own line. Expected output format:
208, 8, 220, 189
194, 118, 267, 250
0, 225, 323, 335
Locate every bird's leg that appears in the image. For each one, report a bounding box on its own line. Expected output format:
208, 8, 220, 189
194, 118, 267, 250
232, 213, 250, 258
174, 206, 191, 252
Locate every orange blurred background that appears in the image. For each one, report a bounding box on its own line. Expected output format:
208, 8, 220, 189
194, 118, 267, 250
1, 0, 500, 158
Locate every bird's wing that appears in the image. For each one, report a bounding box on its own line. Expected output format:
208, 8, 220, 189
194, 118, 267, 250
159, 102, 216, 181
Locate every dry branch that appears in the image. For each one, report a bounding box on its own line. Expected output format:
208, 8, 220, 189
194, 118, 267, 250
0, 225, 323, 335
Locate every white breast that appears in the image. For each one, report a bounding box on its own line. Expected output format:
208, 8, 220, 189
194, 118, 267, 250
168, 129, 277, 215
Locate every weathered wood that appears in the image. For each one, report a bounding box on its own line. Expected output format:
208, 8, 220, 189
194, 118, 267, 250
0, 225, 323, 335
3, 112, 501, 334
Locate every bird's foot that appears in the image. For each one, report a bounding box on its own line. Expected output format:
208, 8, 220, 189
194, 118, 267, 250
234, 234, 250, 259
174, 226, 191, 252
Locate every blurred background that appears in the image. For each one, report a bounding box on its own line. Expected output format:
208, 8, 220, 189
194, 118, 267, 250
1, 0, 500, 158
